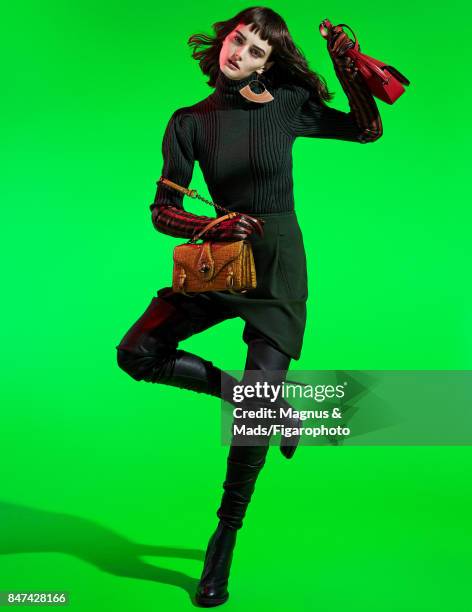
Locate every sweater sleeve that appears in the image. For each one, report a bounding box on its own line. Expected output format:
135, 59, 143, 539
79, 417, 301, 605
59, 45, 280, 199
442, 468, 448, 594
284, 64, 383, 144
149, 110, 215, 239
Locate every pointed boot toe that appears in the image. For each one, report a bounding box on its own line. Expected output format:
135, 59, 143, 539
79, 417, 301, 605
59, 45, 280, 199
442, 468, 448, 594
280, 409, 301, 459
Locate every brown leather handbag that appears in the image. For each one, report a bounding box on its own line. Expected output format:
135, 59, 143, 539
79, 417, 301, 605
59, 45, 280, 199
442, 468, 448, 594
158, 177, 257, 297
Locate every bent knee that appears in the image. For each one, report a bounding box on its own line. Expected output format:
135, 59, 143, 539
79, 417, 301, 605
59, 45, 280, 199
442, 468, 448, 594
116, 346, 175, 382
116, 348, 146, 381
116, 347, 162, 381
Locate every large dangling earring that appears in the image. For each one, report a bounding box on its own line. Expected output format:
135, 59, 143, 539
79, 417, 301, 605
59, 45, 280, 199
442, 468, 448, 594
239, 69, 274, 104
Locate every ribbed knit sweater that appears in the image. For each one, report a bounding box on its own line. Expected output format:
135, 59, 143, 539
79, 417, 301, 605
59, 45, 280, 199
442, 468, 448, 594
151, 61, 382, 237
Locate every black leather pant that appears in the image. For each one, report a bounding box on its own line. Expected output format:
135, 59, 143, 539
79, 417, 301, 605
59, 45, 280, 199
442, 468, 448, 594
116, 288, 291, 531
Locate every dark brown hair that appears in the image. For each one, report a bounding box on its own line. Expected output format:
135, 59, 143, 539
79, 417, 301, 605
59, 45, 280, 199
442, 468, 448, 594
187, 6, 335, 105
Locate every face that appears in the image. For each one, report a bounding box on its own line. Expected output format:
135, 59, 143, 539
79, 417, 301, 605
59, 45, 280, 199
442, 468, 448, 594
219, 22, 274, 80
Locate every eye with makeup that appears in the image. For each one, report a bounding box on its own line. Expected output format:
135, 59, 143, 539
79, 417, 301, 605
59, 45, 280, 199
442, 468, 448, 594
233, 34, 264, 58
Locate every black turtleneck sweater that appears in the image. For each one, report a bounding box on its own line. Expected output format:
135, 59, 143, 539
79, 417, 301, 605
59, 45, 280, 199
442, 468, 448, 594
151, 64, 382, 236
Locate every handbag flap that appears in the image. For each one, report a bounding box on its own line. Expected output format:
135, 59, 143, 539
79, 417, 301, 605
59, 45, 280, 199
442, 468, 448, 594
383, 65, 410, 85
173, 241, 244, 281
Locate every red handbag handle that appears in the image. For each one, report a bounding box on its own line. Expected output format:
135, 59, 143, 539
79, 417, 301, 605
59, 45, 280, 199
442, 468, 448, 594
320, 19, 390, 84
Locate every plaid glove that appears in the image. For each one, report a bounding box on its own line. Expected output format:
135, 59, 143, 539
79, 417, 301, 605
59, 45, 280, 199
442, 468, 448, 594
324, 24, 383, 143
193, 213, 265, 242
326, 25, 358, 78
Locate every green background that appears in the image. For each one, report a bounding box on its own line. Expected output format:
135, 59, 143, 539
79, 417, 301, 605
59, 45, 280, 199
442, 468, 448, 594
1, 1, 471, 610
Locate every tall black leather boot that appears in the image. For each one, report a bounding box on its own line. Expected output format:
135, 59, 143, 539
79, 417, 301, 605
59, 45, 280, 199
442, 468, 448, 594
195, 522, 237, 607
196, 442, 270, 606
116, 296, 239, 402
117, 303, 300, 458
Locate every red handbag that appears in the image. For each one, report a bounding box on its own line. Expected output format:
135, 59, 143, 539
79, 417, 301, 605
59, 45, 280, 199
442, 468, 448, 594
319, 18, 410, 105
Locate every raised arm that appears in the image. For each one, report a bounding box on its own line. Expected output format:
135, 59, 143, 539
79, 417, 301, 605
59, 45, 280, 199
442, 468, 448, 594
283, 27, 383, 143
327, 25, 383, 143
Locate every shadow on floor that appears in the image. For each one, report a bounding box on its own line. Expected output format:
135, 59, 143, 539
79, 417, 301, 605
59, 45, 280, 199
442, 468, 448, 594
0, 500, 205, 606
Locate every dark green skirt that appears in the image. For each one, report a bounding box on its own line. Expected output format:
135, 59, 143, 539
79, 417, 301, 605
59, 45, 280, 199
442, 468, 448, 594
161, 211, 308, 361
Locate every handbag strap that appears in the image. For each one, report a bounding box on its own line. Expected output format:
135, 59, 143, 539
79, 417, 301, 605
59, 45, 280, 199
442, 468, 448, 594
158, 176, 233, 215
191, 212, 238, 243
157, 176, 259, 243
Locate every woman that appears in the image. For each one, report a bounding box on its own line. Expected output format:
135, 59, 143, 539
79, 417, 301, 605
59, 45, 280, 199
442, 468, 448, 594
116, 6, 382, 607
